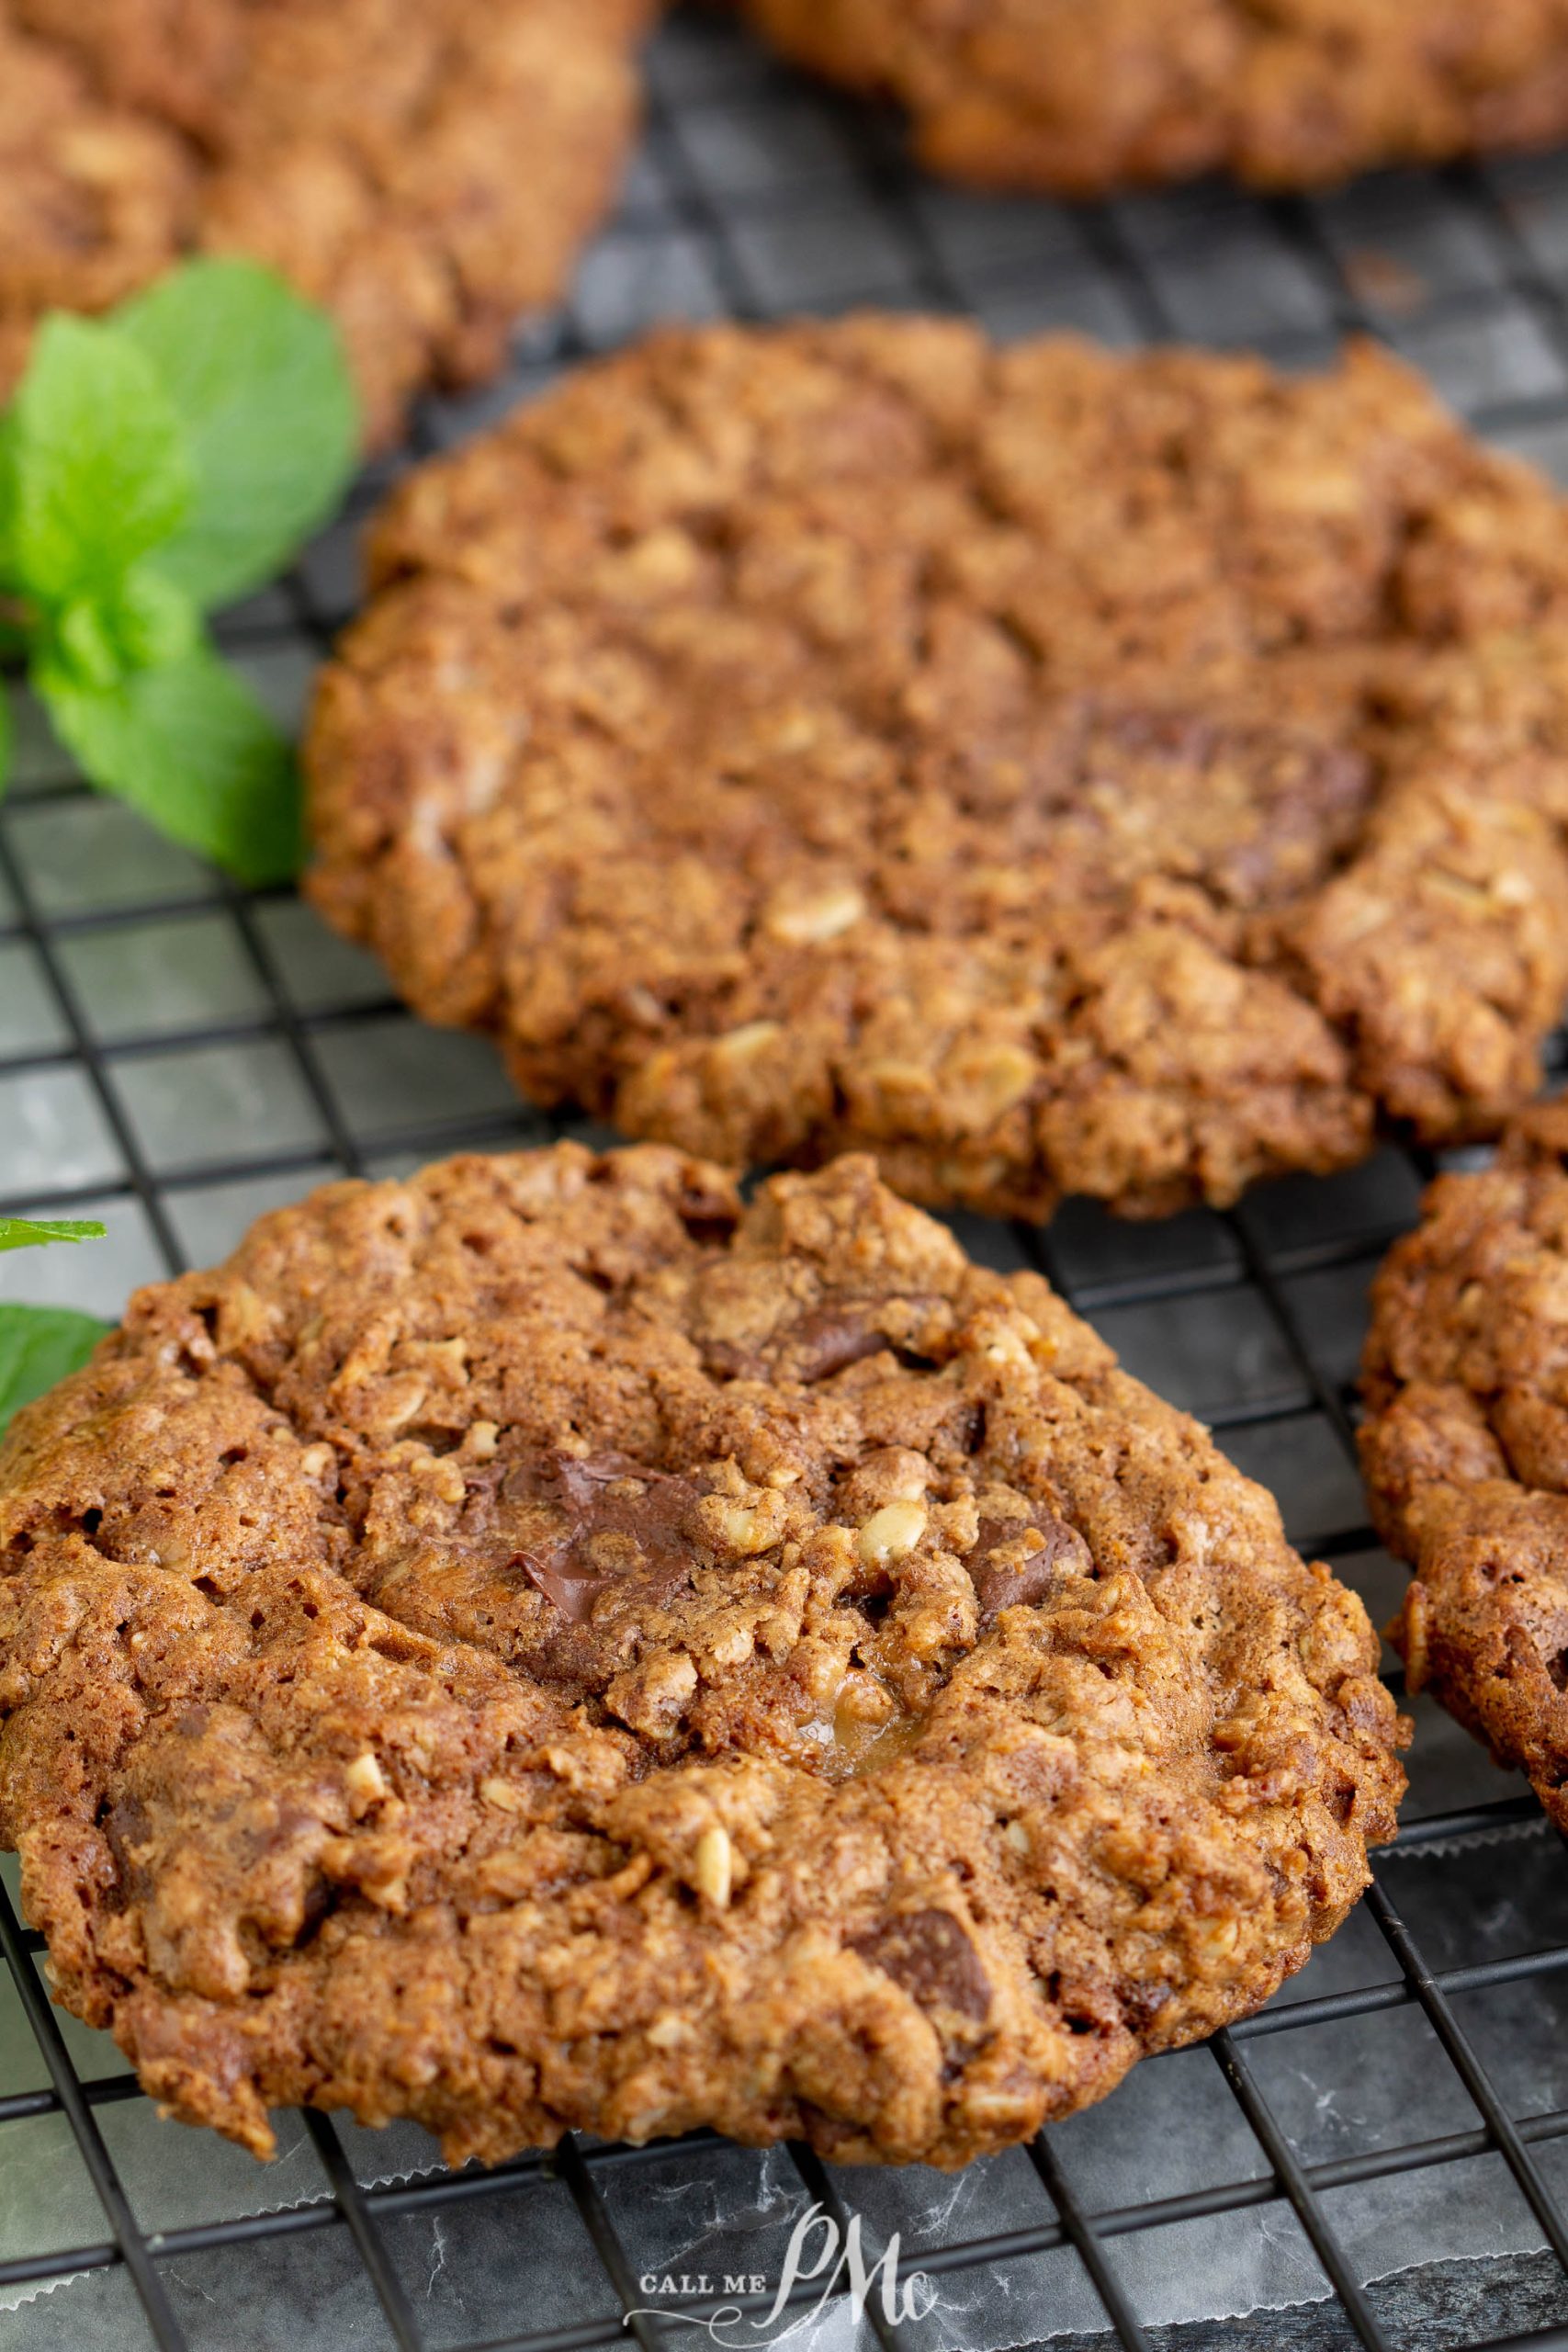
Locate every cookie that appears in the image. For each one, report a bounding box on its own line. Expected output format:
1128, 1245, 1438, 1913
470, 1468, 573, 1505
737, 0, 1568, 195
0, 0, 651, 447
307, 317, 1568, 1223
1361, 1102, 1568, 1825
0, 1145, 1404, 2168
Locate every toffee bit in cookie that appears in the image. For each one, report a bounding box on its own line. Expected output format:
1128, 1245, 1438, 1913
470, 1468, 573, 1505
0, 1142, 1404, 2171
308, 320, 1568, 1221
824, 1694, 922, 1781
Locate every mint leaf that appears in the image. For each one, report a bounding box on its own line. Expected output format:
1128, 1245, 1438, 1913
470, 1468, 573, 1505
39, 642, 300, 885
116, 260, 358, 611
7, 316, 193, 601
44, 569, 199, 693
48, 601, 123, 694
113, 569, 200, 669
0, 413, 17, 587
0, 1306, 108, 1439
0, 1217, 107, 1253
0, 264, 348, 878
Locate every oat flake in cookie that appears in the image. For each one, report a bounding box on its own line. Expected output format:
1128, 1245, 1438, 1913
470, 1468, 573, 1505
737, 0, 1568, 195
310, 318, 1568, 1222
0, 1146, 1404, 2166
1362, 1102, 1568, 1825
0, 0, 651, 447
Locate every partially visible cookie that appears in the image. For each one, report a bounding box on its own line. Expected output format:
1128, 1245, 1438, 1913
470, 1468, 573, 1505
309, 316, 1568, 1223
0, 1145, 1404, 2168
738, 0, 1568, 195
0, 0, 652, 447
1362, 1102, 1568, 1825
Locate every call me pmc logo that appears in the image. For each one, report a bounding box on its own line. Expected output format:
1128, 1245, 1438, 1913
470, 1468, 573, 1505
630, 2199, 938, 2345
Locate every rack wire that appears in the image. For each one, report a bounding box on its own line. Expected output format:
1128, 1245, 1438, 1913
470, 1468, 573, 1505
6, 6, 1568, 2346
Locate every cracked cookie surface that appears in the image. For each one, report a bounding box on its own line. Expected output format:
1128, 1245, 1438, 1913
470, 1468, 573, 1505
0, 0, 651, 446
0, 1144, 1404, 2166
309, 317, 1568, 1221
738, 0, 1568, 194
1362, 1102, 1568, 1826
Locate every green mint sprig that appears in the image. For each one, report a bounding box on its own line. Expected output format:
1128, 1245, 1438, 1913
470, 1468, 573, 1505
0, 1220, 110, 1436
0, 259, 358, 885
0, 1216, 107, 1252
0, 1307, 110, 1437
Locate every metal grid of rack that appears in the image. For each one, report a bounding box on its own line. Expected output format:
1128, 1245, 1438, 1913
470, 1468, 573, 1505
7, 7, 1568, 2346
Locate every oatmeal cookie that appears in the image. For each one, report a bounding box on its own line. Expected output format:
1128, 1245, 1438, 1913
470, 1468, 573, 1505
308, 318, 1568, 1222
0, 0, 651, 447
737, 0, 1568, 195
1362, 1102, 1568, 1825
0, 1146, 1404, 2167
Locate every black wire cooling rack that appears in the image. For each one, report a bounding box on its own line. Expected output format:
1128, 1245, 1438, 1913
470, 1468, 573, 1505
10, 8, 1568, 2348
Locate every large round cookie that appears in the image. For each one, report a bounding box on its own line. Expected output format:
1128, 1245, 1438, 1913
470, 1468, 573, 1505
0, 0, 651, 447
1362, 1103, 1568, 1826
737, 0, 1568, 195
0, 1147, 1404, 2166
309, 318, 1568, 1222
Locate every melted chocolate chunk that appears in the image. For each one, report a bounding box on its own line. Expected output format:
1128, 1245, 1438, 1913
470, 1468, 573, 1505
970, 1507, 1092, 1629
699, 1339, 766, 1383
1020, 702, 1375, 916
509, 1452, 699, 1626
850, 1907, 991, 2022
674, 1175, 740, 1247
785, 1302, 894, 1382
703, 1297, 895, 1385
104, 1795, 153, 1907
